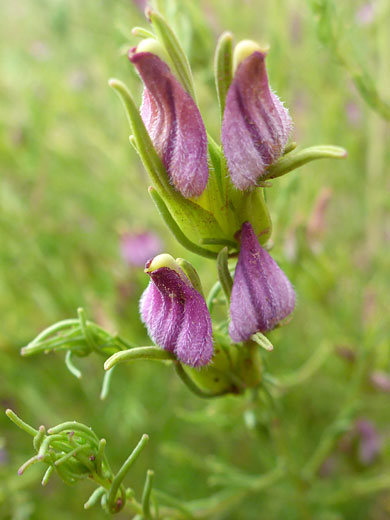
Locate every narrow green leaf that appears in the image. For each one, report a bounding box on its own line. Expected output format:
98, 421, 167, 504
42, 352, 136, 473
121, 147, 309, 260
107, 434, 149, 511
33, 426, 46, 451
41, 465, 54, 487
176, 258, 204, 296
142, 470, 154, 520
207, 134, 225, 200
214, 32, 233, 120
100, 367, 116, 400
265, 145, 347, 180
217, 247, 233, 303
131, 27, 156, 39
84, 487, 106, 510
65, 351, 82, 379
109, 79, 170, 194
5, 409, 38, 437
147, 8, 196, 100
104, 346, 176, 371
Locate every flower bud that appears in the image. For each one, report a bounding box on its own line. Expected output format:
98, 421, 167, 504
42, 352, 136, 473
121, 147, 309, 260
140, 254, 213, 367
222, 45, 292, 190
130, 50, 209, 198
229, 222, 295, 342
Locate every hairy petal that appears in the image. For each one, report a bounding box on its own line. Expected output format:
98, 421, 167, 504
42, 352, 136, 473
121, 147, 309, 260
229, 222, 295, 342
130, 51, 209, 198
140, 266, 213, 367
222, 51, 292, 190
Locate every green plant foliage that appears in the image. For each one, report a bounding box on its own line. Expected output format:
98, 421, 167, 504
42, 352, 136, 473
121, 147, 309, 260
1, 1, 389, 519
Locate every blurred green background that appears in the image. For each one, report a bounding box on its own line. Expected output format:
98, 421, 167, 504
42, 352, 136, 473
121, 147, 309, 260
1, 0, 389, 518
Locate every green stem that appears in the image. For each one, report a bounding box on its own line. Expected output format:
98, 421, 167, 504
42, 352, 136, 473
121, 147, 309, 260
322, 474, 390, 505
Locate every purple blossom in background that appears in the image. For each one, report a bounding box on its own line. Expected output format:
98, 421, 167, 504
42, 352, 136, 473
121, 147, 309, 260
29, 41, 51, 61
355, 419, 381, 465
356, 3, 375, 25
229, 222, 295, 342
130, 51, 209, 198
0, 448, 8, 466
132, 0, 148, 11
222, 51, 292, 190
120, 231, 162, 267
370, 371, 390, 392
346, 101, 362, 127
140, 258, 213, 367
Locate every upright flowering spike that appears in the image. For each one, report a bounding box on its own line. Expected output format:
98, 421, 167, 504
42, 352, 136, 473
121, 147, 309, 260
130, 50, 209, 198
140, 254, 213, 367
222, 43, 292, 190
229, 222, 295, 342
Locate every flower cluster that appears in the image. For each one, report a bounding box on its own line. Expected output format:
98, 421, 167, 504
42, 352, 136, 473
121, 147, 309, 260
106, 9, 345, 380
140, 224, 295, 367
122, 22, 300, 369
130, 40, 291, 197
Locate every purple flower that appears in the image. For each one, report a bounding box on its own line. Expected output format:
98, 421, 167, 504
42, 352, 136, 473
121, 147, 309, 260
132, 0, 148, 11
130, 51, 209, 198
0, 447, 8, 466
229, 222, 295, 342
356, 3, 375, 25
222, 50, 292, 190
120, 231, 162, 267
355, 419, 381, 465
140, 255, 213, 367
370, 371, 390, 393
346, 101, 362, 127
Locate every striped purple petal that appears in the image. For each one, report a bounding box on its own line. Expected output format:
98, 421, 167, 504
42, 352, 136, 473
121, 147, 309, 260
140, 263, 213, 367
229, 222, 295, 342
130, 51, 209, 198
222, 51, 292, 190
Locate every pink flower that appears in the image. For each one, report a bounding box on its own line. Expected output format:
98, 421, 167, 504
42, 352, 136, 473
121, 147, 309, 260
130, 51, 209, 198
120, 231, 162, 267
229, 222, 295, 342
140, 257, 213, 367
222, 51, 292, 190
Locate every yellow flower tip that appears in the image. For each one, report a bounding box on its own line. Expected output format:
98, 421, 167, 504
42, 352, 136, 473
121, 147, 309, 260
135, 38, 170, 65
144, 253, 181, 274
233, 39, 270, 73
